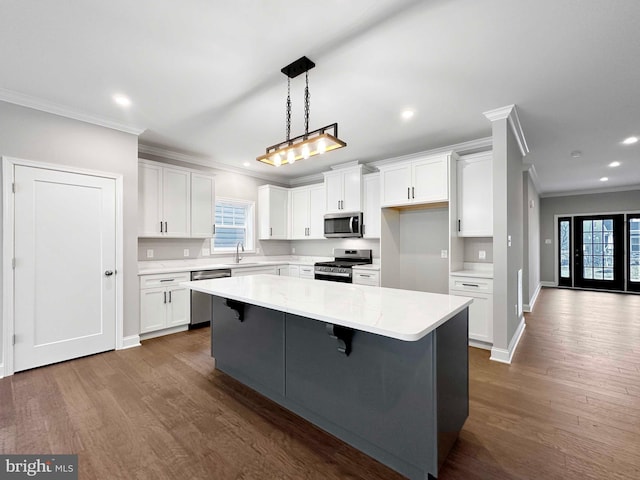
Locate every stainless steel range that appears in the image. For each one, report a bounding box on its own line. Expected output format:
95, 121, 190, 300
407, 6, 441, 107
314, 249, 373, 283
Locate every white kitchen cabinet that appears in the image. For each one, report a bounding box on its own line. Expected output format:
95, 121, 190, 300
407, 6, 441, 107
231, 265, 278, 276
290, 184, 325, 239
258, 185, 289, 240
140, 272, 190, 334
363, 173, 381, 238
288, 265, 300, 277
353, 268, 380, 286
449, 275, 493, 346
323, 165, 364, 213
457, 152, 493, 237
190, 172, 216, 237
379, 153, 450, 207
298, 265, 315, 279
276, 265, 288, 276
138, 161, 191, 237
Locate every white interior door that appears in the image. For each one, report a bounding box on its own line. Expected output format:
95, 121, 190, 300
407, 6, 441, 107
13, 165, 117, 372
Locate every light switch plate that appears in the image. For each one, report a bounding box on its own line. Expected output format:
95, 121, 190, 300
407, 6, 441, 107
545, 239, 552, 244
146, 249, 154, 259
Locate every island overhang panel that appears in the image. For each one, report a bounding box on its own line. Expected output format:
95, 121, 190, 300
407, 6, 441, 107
183, 275, 472, 480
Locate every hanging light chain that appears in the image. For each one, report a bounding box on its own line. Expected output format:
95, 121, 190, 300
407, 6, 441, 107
286, 77, 292, 141
304, 71, 310, 137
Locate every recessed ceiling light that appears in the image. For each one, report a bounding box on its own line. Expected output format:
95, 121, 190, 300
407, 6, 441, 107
608, 161, 621, 167
243, 161, 250, 167
570, 150, 582, 158
600, 177, 609, 182
622, 136, 638, 145
401, 109, 415, 120
113, 94, 131, 108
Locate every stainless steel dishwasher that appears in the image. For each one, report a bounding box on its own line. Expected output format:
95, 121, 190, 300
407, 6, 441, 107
190, 269, 231, 327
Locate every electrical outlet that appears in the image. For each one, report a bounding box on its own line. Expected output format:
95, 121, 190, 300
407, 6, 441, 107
183, 249, 189, 257
508, 235, 512, 247
291, 247, 296, 254
146, 249, 154, 259
545, 239, 552, 245
440, 249, 448, 259
478, 250, 486, 260
202, 248, 210, 256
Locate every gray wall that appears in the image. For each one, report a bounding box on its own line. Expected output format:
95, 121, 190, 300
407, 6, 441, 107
138, 153, 290, 260
289, 238, 380, 258
492, 118, 524, 351
0, 101, 139, 352
463, 238, 493, 263
539, 189, 640, 283
523, 171, 540, 306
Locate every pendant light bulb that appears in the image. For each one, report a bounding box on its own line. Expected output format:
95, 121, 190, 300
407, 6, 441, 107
302, 144, 310, 160
287, 149, 296, 164
272, 153, 282, 167
317, 139, 326, 154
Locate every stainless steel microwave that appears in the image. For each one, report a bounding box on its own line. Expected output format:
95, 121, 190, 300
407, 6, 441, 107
324, 212, 363, 238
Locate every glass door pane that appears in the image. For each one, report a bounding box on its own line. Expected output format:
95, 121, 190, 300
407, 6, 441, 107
574, 214, 624, 290
558, 217, 572, 287
628, 214, 640, 292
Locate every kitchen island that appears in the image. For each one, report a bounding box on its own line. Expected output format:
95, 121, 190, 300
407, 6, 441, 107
183, 275, 472, 480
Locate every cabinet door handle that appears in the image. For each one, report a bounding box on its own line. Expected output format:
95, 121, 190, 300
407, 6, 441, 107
163, 291, 167, 303
359, 274, 371, 278
407, 187, 410, 200
160, 279, 175, 282
213, 224, 216, 235
412, 186, 415, 199
168, 291, 172, 303
462, 283, 479, 287
164, 221, 168, 232
458, 219, 461, 232
160, 221, 164, 233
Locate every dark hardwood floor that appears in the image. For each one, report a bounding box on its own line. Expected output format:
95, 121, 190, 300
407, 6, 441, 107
1, 288, 639, 479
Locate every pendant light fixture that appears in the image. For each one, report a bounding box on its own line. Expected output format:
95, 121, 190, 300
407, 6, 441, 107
256, 56, 346, 167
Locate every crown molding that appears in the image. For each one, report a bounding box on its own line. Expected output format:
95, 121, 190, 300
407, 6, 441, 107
483, 104, 529, 158
0, 87, 145, 135
288, 172, 325, 186
138, 144, 288, 184
540, 183, 640, 198
523, 163, 542, 194
368, 136, 492, 169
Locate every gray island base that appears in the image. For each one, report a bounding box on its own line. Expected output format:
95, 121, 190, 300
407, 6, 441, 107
211, 296, 469, 480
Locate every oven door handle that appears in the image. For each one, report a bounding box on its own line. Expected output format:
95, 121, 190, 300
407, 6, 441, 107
315, 270, 351, 278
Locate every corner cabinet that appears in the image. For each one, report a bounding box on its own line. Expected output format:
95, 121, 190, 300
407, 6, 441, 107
190, 172, 216, 237
289, 184, 325, 239
457, 152, 493, 237
362, 173, 381, 238
323, 165, 365, 213
139, 162, 191, 237
258, 185, 289, 240
379, 153, 452, 207
139, 272, 190, 335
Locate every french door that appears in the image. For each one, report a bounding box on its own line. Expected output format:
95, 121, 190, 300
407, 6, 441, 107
628, 214, 640, 292
574, 214, 624, 291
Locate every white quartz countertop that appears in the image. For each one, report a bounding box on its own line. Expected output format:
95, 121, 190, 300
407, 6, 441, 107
351, 264, 380, 271
138, 257, 324, 275
182, 275, 472, 342
449, 269, 493, 279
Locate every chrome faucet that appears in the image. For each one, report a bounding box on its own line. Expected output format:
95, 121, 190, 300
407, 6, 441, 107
235, 242, 244, 264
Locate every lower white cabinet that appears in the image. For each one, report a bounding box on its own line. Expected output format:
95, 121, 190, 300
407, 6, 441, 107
140, 272, 190, 334
298, 265, 314, 279
353, 268, 380, 286
449, 276, 493, 347
275, 265, 288, 276
231, 265, 278, 276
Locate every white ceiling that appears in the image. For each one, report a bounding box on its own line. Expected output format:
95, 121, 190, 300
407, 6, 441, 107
1, 0, 639, 194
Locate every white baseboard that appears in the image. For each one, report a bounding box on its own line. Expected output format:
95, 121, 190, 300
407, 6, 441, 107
540, 281, 556, 288
523, 282, 542, 313
469, 339, 492, 351
490, 317, 526, 364
120, 335, 141, 350
140, 325, 188, 341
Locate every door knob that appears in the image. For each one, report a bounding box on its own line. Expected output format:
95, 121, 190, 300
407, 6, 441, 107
105, 270, 114, 276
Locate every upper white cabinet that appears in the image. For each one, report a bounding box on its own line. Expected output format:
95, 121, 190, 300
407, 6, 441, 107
362, 173, 381, 238
379, 153, 450, 207
190, 172, 216, 238
323, 165, 364, 213
258, 185, 289, 239
139, 161, 191, 237
290, 184, 325, 239
457, 152, 493, 237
